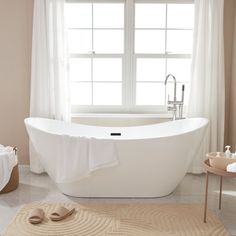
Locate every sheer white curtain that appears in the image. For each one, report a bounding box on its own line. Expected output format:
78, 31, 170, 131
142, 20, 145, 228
30, 0, 70, 173
187, 0, 225, 173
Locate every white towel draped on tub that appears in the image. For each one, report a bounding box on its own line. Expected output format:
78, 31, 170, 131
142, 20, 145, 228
58, 136, 90, 183
89, 138, 119, 172
43, 135, 119, 184
0, 145, 18, 191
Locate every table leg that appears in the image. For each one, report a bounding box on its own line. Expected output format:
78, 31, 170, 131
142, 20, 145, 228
219, 176, 223, 210
204, 171, 209, 223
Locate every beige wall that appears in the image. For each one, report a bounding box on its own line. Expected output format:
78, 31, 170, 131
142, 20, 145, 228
228, 2, 236, 149
224, 0, 235, 146
0, 0, 235, 164
0, 0, 33, 164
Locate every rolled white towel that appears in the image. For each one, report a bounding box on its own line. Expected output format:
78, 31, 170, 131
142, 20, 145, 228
0, 145, 16, 161
4, 146, 14, 152
0, 146, 17, 191
0, 145, 12, 151
226, 162, 236, 173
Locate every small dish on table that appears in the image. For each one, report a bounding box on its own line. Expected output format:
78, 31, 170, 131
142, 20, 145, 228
206, 152, 236, 170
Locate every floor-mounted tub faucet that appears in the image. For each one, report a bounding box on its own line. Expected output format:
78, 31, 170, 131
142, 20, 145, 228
164, 74, 184, 120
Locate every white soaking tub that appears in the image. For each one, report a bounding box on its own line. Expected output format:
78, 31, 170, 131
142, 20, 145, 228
25, 117, 208, 198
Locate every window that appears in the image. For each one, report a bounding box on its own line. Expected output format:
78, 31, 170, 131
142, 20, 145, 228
65, 0, 194, 113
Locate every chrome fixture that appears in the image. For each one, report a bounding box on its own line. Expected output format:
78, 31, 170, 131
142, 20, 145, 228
164, 74, 185, 120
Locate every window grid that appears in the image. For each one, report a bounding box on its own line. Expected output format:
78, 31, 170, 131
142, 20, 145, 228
67, 2, 125, 106
67, 0, 193, 113
134, 2, 192, 107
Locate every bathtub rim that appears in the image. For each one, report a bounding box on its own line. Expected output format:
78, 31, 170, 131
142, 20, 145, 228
24, 117, 209, 141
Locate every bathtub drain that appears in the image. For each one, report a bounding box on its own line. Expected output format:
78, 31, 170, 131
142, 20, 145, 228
110, 133, 121, 136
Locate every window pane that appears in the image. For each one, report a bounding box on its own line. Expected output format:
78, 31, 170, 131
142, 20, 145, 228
167, 59, 191, 82
70, 83, 92, 105
93, 58, 122, 81
68, 30, 92, 54
93, 3, 124, 28
65, 3, 92, 28
135, 4, 166, 28
167, 30, 193, 54
135, 30, 165, 53
136, 83, 165, 105
94, 30, 124, 53
69, 58, 91, 81
136, 58, 165, 82
93, 83, 122, 105
167, 4, 194, 29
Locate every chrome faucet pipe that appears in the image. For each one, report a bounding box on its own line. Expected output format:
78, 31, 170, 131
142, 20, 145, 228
164, 74, 178, 121
164, 74, 185, 120
164, 74, 177, 103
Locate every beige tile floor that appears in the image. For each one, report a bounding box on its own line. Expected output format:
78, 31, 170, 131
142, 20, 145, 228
0, 166, 236, 235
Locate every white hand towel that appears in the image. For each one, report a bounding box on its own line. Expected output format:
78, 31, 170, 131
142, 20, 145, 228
29, 134, 119, 184
57, 135, 90, 183
44, 135, 90, 184
51, 136, 118, 183
0, 147, 17, 191
89, 138, 119, 172
226, 162, 236, 173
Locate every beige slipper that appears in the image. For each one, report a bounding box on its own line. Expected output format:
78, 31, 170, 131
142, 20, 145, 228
49, 206, 75, 221
28, 208, 45, 224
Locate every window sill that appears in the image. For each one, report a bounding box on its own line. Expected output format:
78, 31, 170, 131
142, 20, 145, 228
71, 113, 173, 119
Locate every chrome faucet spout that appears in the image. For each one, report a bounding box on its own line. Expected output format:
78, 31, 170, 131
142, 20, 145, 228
165, 74, 177, 102
164, 74, 176, 85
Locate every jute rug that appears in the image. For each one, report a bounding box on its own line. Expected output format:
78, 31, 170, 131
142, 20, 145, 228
3, 202, 230, 236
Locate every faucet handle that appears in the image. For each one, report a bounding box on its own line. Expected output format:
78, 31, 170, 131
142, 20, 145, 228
174, 101, 184, 105
168, 106, 177, 111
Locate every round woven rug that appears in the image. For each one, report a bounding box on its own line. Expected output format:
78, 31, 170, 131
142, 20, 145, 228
3, 202, 230, 236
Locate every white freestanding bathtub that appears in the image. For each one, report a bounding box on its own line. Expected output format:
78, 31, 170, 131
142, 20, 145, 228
25, 117, 208, 198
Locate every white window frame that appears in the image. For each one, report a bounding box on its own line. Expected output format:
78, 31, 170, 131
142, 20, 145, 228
67, 0, 194, 114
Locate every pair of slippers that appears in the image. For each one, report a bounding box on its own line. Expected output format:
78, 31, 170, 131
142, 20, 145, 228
28, 206, 75, 224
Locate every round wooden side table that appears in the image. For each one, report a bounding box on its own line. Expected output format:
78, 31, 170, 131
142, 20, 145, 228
203, 159, 236, 223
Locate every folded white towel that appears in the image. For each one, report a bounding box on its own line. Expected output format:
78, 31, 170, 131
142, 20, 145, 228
43, 135, 119, 184
0, 145, 14, 153
58, 135, 90, 183
89, 138, 119, 172
0, 146, 18, 191
226, 162, 236, 173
